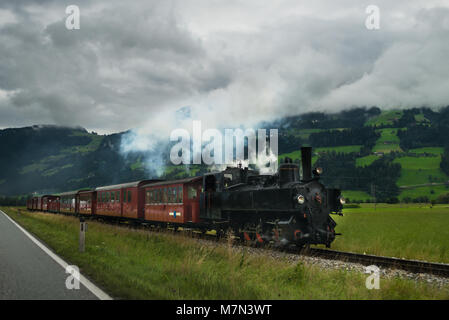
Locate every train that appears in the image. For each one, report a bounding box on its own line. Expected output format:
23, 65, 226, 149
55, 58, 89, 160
27, 147, 344, 247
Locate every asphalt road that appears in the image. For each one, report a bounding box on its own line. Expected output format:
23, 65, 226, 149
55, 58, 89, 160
0, 210, 100, 300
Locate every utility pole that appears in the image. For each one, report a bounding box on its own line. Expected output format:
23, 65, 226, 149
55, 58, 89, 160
371, 183, 376, 210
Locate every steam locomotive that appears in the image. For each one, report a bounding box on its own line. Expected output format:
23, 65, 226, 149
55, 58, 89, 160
201, 147, 344, 247
28, 147, 344, 247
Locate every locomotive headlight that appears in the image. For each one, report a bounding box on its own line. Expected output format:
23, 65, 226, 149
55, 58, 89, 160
297, 195, 305, 204
313, 167, 323, 175
339, 196, 346, 205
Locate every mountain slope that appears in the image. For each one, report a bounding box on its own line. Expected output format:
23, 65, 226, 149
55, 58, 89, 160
1, 106, 449, 203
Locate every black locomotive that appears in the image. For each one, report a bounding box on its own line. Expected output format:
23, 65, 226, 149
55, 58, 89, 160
200, 147, 344, 247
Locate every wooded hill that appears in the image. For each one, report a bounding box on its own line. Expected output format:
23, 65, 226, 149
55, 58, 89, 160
1, 106, 449, 203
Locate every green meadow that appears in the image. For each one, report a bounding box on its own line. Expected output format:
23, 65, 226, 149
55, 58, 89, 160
365, 110, 403, 126
399, 185, 449, 201
355, 155, 380, 167
342, 190, 374, 202
328, 203, 449, 264
393, 155, 448, 186
372, 128, 402, 153
2, 207, 448, 300
408, 147, 444, 155
315, 145, 362, 154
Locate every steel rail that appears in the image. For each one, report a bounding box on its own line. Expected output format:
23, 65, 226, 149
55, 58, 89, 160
297, 247, 449, 277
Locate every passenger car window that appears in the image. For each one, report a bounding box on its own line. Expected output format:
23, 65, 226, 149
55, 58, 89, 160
188, 187, 197, 199
128, 190, 132, 203
167, 187, 171, 203
178, 186, 183, 203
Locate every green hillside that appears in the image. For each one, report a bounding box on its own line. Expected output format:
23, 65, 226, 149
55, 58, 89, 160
2, 107, 449, 204
372, 128, 402, 153
278, 107, 449, 203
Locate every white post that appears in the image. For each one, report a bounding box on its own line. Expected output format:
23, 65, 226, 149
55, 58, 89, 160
79, 217, 86, 252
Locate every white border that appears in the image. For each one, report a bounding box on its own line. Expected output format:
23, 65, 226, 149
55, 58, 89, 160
0, 209, 113, 300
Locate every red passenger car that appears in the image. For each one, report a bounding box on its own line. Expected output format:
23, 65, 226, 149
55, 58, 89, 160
143, 176, 203, 224
95, 180, 156, 219
36, 196, 43, 211
42, 195, 59, 212
31, 197, 38, 210
79, 190, 96, 215
27, 198, 33, 210
59, 191, 78, 214
48, 196, 60, 213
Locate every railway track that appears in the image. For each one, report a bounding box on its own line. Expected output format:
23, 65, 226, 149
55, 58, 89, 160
297, 247, 449, 278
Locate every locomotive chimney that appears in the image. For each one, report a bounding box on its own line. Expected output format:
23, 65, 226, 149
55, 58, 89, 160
301, 147, 312, 181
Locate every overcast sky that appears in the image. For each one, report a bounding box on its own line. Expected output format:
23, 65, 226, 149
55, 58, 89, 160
1, 0, 449, 134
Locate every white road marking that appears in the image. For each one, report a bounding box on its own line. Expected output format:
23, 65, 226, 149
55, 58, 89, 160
0, 209, 113, 300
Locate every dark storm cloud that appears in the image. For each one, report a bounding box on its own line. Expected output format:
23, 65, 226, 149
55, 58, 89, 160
0, 0, 448, 133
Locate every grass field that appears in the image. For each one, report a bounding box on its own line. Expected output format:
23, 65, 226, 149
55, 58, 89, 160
365, 110, 403, 126
342, 190, 374, 202
355, 155, 380, 167
2, 207, 448, 299
315, 145, 362, 154
414, 113, 430, 124
375, 128, 401, 144
399, 185, 449, 201
393, 155, 448, 186
329, 203, 449, 264
409, 147, 444, 155
372, 128, 402, 153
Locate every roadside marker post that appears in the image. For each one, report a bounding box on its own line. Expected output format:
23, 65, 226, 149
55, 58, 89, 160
79, 217, 87, 252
